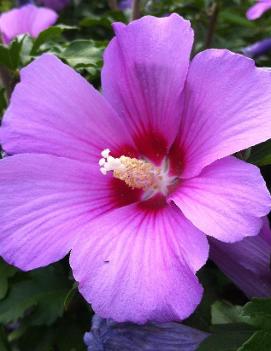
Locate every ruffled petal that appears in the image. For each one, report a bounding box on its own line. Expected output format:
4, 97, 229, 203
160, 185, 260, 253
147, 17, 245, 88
70, 203, 206, 323
0, 154, 115, 270
170, 156, 271, 242
176, 49, 271, 178
84, 314, 209, 351
101, 14, 193, 162
210, 218, 271, 298
0, 5, 58, 44
246, 1, 271, 20
0, 54, 135, 163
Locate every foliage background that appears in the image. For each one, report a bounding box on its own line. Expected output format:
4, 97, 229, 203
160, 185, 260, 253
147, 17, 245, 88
0, 0, 271, 350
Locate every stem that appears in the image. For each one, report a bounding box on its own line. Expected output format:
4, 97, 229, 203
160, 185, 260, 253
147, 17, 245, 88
107, 0, 119, 11
131, 0, 141, 20
0, 66, 10, 88
0, 65, 12, 99
0, 66, 18, 100
204, 2, 220, 49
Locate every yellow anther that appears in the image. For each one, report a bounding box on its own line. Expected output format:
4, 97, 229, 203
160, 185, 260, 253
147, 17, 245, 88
114, 156, 160, 190
99, 149, 161, 191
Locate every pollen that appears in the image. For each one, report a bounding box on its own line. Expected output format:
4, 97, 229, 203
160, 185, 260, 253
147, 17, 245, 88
99, 149, 162, 191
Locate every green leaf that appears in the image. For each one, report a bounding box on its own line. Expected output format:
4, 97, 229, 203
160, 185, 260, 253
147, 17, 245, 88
31, 25, 76, 55
0, 267, 70, 325
79, 12, 126, 29
220, 10, 255, 28
0, 327, 10, 351
0, 259, 16, 300
212, 301, 249, 325
0, 280, 37, 324
18, 322, 86, 351
80, 15, 112, 28
197, 324, 255, 351
0, 88, 7, 117
185, 267, 219, 331
54, 322, 86, 351
63, 284, 77, 311
17, 326, 56, 351
0, 37, 24, 70
58, 39, 105, 69
29, 269, 71, 326
0, 0, 13, 12
237, 331, 271, 351
248, 140, 271, 166
241, 298, 271, 330
19, 36, 35, 66
199, 298, 271, 350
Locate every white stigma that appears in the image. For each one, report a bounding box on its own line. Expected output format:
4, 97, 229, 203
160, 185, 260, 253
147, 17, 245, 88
99, 149, 125, 175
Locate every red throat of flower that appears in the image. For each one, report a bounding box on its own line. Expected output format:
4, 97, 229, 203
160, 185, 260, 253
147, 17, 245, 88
99, 149, 178, 201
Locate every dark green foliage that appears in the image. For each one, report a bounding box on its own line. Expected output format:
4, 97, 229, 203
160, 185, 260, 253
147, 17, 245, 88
0, 260, 15, 301
248, 140, 271, 166
198, 298, 271, 350
0, 260, 90, 350
198, 324, 255, 351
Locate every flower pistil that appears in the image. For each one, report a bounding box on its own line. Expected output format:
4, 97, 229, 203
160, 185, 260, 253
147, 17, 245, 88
99, 149, 175, 197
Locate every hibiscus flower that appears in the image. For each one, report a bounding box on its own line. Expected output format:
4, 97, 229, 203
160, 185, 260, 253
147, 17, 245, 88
0, 14, 270, 323
0, 4, 58, 44
246, 0, 271, 20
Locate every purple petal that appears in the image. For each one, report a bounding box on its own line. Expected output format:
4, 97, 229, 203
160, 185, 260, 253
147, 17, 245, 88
243, 38, 271, 58
170, 156, 271, 242
175, 49, 271, 179
0, 5, 58, 44
210, 218, 271, 298
70, 203, 206, 323
84, 314, 209, 351
261, 216, 271, 245
0, 154, 115, 270
101, 14, 193, 157
17, 1, 32, 5
246, 1, 271, 20
118, 0, 132, 10
38, 0, 69, 11
0, 54, 135, 163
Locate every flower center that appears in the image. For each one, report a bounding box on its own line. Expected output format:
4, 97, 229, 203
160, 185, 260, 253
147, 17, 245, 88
99, 149, 176, 197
